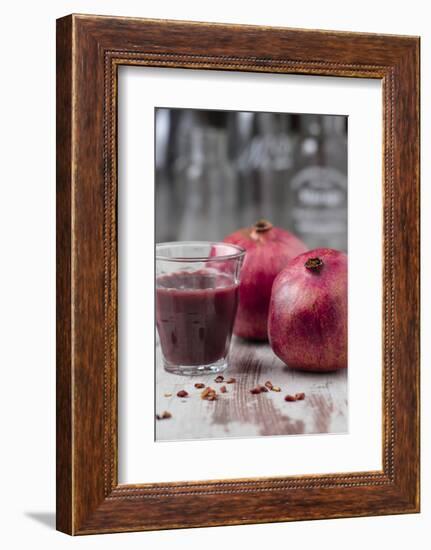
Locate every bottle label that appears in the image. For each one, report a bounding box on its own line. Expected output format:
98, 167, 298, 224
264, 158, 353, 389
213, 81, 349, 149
290, 166, 347, 246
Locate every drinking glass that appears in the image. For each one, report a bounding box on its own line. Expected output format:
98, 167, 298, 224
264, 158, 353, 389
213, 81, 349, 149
156, 242, 245, 375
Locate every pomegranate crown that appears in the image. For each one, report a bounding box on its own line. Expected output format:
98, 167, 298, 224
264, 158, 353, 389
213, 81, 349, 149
254, 219, 273, 233
305, 257, 324, 273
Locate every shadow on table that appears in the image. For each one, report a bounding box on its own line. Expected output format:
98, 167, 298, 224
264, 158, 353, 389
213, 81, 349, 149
25, 511, 56, 530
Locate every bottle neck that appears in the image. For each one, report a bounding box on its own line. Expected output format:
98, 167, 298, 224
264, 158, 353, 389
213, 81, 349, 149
322, 116, 346, 136
255, 112, 293, 135
299, 114, 322, 136
190, 127, 228, 164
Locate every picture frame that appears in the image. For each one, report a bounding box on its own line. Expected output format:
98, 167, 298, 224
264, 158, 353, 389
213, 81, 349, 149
56, 14, 420, 535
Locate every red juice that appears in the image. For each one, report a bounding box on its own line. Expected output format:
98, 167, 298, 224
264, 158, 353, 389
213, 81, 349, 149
156, 269, 239, 366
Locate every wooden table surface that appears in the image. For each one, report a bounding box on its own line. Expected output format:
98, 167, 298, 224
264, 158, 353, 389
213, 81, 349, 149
156, 336, 347, 441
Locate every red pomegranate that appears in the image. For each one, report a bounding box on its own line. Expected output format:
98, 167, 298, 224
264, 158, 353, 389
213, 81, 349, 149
268, 248, 347, 371
223, 220, 307, 340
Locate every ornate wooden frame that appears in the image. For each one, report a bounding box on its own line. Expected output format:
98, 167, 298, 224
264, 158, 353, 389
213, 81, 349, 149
56, 14, 420, 534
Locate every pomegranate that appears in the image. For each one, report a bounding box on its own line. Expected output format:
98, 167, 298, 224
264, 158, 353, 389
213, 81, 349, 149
268, 248, 347, 371
223, 220, 307, 340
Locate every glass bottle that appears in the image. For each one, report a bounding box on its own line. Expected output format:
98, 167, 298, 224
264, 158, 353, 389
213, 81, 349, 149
171, 109, 203, 234
240, 112, 296, 228
177, 125, 237, 242
227, 111, 255, 227
155, 108, 173, 242
289, 114, 348, 251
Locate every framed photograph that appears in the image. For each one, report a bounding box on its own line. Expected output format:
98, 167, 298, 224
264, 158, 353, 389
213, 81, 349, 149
56, 14, 420, 535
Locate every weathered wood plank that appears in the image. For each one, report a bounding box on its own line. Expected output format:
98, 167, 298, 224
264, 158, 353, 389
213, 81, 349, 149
156, 336, 347, 441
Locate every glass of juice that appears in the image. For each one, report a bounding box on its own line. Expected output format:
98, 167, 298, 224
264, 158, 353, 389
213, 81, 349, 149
156, 242, 245, 375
